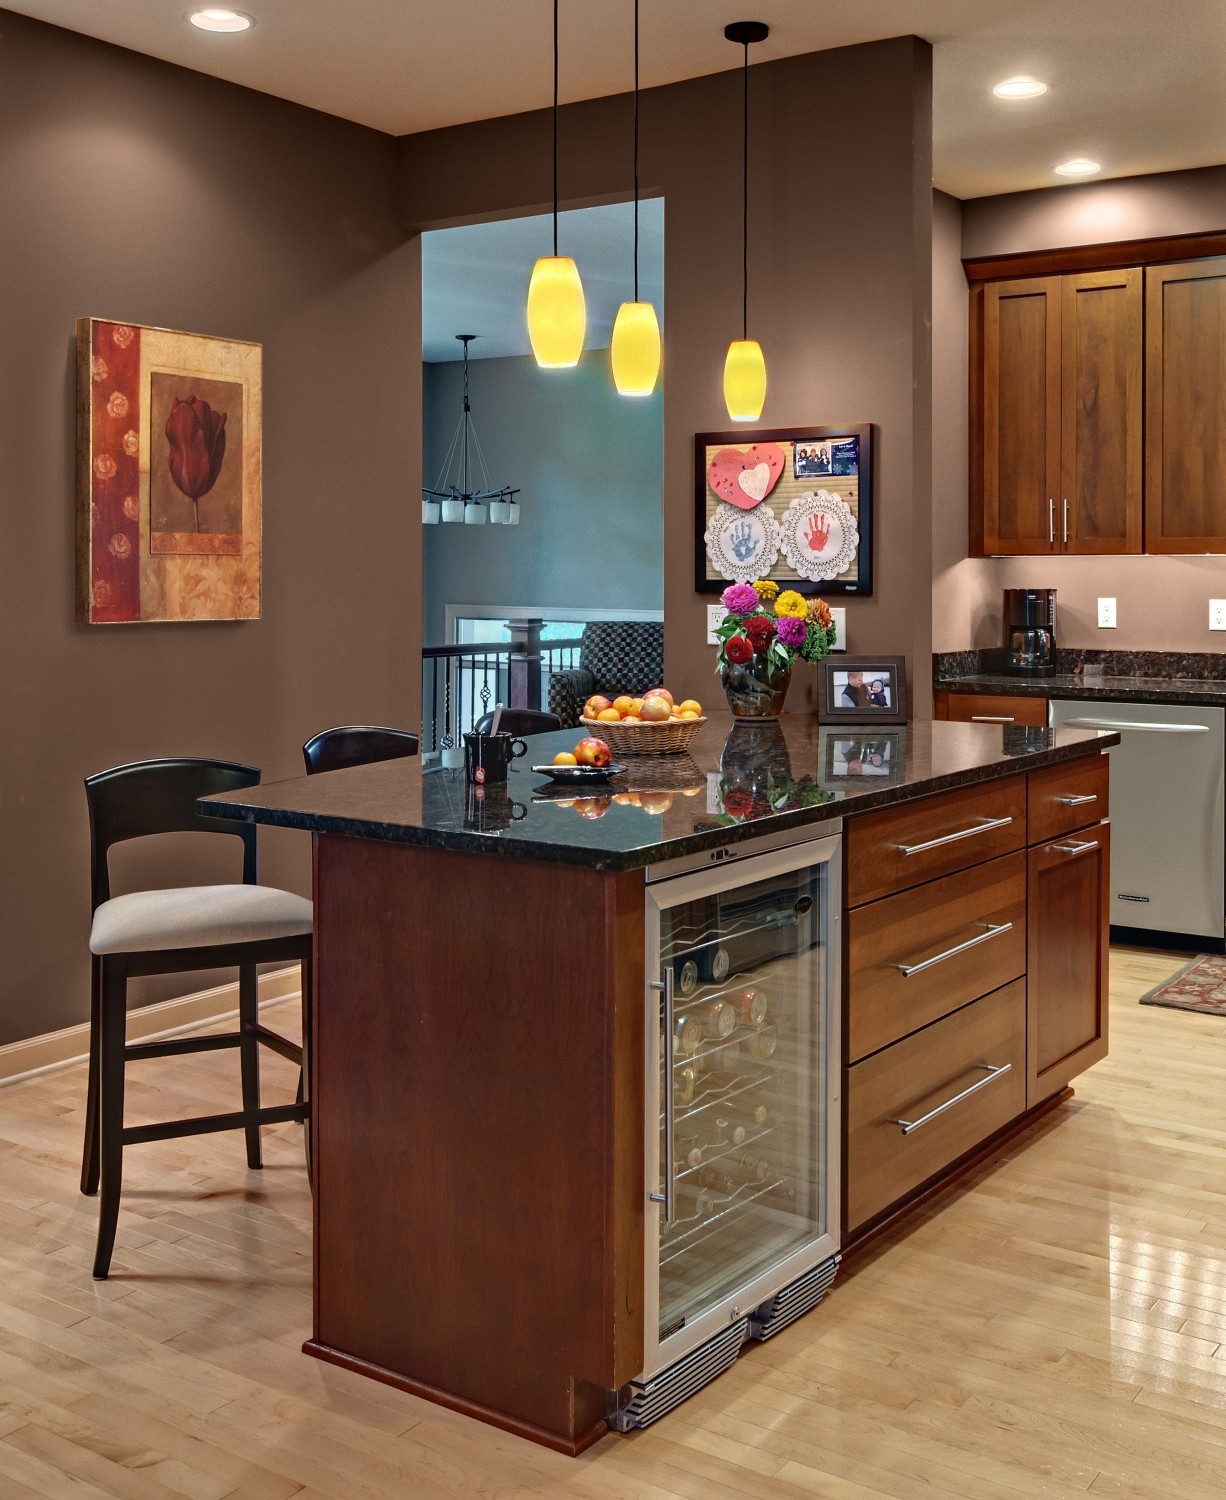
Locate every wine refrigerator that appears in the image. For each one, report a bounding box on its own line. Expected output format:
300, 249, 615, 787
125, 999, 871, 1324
614, 825, 842, 1430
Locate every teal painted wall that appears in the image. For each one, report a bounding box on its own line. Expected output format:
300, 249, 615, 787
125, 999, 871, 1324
421, 349, 664, 642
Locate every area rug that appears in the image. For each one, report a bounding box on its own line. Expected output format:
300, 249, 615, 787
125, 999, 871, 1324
1139, 954, 1226, 1014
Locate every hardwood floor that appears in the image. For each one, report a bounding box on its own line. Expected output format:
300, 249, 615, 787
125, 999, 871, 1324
0, 947, 1223, 1498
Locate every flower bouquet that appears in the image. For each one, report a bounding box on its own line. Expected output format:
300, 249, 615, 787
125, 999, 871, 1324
714, 581, 837, 719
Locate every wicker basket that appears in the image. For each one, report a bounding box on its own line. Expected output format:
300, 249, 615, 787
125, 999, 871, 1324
579, 715, 706, 758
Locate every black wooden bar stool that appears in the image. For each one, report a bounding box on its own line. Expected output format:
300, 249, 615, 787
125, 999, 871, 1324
81, 757, 313, 1280
302, 724, 419, 774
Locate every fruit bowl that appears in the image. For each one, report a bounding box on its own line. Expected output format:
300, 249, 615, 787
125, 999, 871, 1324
579, 715, 706, 758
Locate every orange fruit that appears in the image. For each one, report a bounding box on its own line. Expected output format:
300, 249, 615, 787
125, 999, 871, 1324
639, 792, 674, 814
596, 706, 622, 722
679, 699, 702, 716
628, 698, 644, 715
678, 710, 700, 720
553, 751, 578, 765
612, 696, 635, 716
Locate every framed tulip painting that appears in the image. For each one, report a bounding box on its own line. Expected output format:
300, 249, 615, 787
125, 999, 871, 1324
694, 422, 872, 597
76, 318, 262, 623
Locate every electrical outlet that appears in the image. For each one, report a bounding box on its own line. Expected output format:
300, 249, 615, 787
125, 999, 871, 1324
706, 604, 727, 646
830, 607, 847, 652
1211, 600, 1226, 631
1097, 597, 1117, 629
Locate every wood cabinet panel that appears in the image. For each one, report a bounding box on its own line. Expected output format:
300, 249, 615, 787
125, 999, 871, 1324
847, 853, 1026, 1063
1027, 823, 1111, 1106
1146, 259, 1226, 552
1061, 270, 1143, 554
846, 979, 1027, 1233
933, 691, 1049, 727
846, 776, 1027, 907
981, 278, 1061, 554
1027, 754, 1110, 846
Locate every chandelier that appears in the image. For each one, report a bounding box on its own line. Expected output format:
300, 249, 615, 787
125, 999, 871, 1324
422, 335, 520, 525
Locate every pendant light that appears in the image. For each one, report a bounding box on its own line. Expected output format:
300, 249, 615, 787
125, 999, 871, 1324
723, 21, 768, 422
610, 0, 661, 396
527, 0, 586, 368
423, 336, 520, 525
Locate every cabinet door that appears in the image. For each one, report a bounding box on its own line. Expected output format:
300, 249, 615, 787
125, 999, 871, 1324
1146, 258, 1226, 553
981, 277, 1061, 554
1061, 270, 1143, 554
1027, 823, 1110, 1107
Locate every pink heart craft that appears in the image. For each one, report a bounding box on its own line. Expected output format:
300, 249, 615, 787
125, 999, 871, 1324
706, 442, 786, 510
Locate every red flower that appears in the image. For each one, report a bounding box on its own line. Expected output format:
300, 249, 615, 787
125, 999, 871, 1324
725, 634, 754, 664
745, 614, 775, 649
166, 395, 227, 530
723, 789, 756, 818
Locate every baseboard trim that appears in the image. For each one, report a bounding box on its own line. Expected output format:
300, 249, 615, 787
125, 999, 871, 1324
0, 966, 302, 1089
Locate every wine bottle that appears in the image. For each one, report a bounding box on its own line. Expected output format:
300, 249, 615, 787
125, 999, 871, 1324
673, 1014, 701, 1054
701, 998, 736, 1039
697, 944, 730, 983
742, 1024, 778, 1060
675, 1063, 699, 1104
728, 1151, 774, 1184
696, 1166, 737, 1196
738, 988, 768, 1027
677, 958, 699, 996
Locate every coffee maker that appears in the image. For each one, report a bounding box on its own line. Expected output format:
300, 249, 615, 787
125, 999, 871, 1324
1003, 588, 1056, 676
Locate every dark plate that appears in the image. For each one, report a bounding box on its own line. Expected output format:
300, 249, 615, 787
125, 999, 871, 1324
530, 762, 628, 784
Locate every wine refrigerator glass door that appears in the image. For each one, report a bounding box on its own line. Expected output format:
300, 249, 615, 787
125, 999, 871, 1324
643, 835, 841, 1376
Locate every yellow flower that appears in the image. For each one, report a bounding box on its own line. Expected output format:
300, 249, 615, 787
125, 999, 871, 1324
775, 589, 808, 619
752, 579, 779, 601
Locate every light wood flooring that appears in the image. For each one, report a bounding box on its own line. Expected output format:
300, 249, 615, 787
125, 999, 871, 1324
1, 947, 1224, 1498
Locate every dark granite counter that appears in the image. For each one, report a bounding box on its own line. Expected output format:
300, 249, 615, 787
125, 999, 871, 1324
936, 648, 1226, 707
203, 714, 1117, 873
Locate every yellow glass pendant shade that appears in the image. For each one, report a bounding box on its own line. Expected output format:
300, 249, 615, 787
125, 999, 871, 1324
723, 338, 767, 422
527, 255, 586, 368
611, 301, 661, 396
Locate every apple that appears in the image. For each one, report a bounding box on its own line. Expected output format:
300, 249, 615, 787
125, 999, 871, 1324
574, 736, 613, 768
583, 695, 612, 718
639, 792, 674, 814
644, 687, 674, 706
640, 696, 671, 723
574, 796, 612, 819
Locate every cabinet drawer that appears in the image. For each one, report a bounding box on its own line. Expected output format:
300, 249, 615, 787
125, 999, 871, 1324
937, 691, 1049, 728
846, 979, 1027, 1234
846, 775, 1027, 906
847, 852, 1026, 1063
1027, 754, 1110, 845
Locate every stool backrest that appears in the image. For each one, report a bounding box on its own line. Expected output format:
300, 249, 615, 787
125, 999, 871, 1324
302, 725, 420, 776
473, 708, 561, 736
84, 757, 261, 911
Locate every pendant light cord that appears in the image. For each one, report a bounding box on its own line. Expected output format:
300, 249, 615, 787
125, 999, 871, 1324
742, 38, 749, 341
552, 0, 559, 258
633, 0, 640, 302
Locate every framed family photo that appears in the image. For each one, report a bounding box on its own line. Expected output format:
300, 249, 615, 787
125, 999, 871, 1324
824, 730, 907, 782
816, 655, 907, 725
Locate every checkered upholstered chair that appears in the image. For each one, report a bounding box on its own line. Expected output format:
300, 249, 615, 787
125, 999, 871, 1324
547, 621, 665, 727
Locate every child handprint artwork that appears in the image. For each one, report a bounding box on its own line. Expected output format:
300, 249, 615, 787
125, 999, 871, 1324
779, 490, 859, 581
729, 519, 761, 564
804, 512, 831, 554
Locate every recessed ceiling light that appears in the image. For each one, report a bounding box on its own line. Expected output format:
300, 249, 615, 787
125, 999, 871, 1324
1054, 158, 1102, 178
190, 8, 252, 32
993, 76, 1047, 99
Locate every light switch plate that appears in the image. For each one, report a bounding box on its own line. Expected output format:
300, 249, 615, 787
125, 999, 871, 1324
830, 606, 847, 652
1097, 597, 1117, 629
706, 604, 727, 646
1211, 600, 1226, 631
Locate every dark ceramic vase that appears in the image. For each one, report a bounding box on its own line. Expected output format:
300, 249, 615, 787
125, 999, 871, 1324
720, 655, 792, 719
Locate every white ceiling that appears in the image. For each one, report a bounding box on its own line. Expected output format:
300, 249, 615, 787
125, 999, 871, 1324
422, 199, 664, 362
10, 1, 1226, 198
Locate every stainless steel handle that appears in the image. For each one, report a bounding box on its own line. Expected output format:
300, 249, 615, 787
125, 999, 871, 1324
894, 921, 1013, 978
1052, 838, 1098, 855
893, 1062, 1012, 1136
649, 970, 675, 1223
1048, 497, 1055, 543
898, 815, 1013, 857
1063, 718, 1209, 735
1056, 792, 1098, 806
1062, 497, 1069, 545
971, 714, 1015, 723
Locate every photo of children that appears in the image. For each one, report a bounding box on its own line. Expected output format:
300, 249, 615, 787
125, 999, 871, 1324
832, 669, 893, 711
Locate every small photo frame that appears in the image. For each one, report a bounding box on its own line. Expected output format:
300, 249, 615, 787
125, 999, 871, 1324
824, 731, 906, 781
817, 655, 908, 725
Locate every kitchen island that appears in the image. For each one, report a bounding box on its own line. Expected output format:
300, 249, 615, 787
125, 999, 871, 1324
206, 715, 1117, 1454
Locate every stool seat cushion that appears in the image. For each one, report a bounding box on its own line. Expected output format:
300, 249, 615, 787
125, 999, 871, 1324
90, 884, 313, 955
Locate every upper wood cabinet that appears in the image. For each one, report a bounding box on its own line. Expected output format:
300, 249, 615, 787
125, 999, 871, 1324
1145, 258, 1226, 552
973, 268, 1143, 556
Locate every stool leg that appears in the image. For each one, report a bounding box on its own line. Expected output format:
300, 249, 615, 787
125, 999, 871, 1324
80, 955, 102, 1196
238, 963, 263, 1170
300, 952, 312, 1184
92, 957, 127, 1280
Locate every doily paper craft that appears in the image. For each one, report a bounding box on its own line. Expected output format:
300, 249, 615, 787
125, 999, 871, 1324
704, 502, 781, 581
779, 490, 859, 581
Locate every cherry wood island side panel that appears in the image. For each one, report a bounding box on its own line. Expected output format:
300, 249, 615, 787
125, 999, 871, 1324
307, 833, 646, 1455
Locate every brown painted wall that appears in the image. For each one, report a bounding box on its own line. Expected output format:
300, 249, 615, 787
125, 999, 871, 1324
0, 11, 420, 1047
398, 37, 935, 713
939, 166, 1226, 653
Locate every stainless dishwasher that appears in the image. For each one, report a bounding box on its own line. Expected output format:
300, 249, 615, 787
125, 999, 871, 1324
1050, 700, 1225, 943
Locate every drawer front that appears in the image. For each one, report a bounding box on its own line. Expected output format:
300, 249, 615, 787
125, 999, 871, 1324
1027, 754, 1110, 845
938, 691, 1049, 728
846, 775, 1027, 906
847, 852, 1026, 1063
846, 979, 1027, 1233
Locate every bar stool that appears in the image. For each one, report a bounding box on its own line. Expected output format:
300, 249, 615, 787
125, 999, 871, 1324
473, 709, 561, 735
302, 724, 419, 774
82, 757, 313, 1280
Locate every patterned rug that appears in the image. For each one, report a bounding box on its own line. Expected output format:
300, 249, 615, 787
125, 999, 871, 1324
1139, 954, 1226, 1014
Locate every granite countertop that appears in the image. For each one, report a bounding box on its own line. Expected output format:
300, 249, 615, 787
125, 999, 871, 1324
937, 671, 1226, 706
202, 714, 1117, 873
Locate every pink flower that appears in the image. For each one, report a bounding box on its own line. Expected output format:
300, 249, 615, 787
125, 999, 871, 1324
122, 429, 139, 456
93, 453, 117, 479
122, 494, 139, 521
91, 356, 109, 383
776, 615, 808, 649
111, 325, 135, 349
721, 582, 760, 615
108, 533, 132, 559
107, 392, 129, 418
